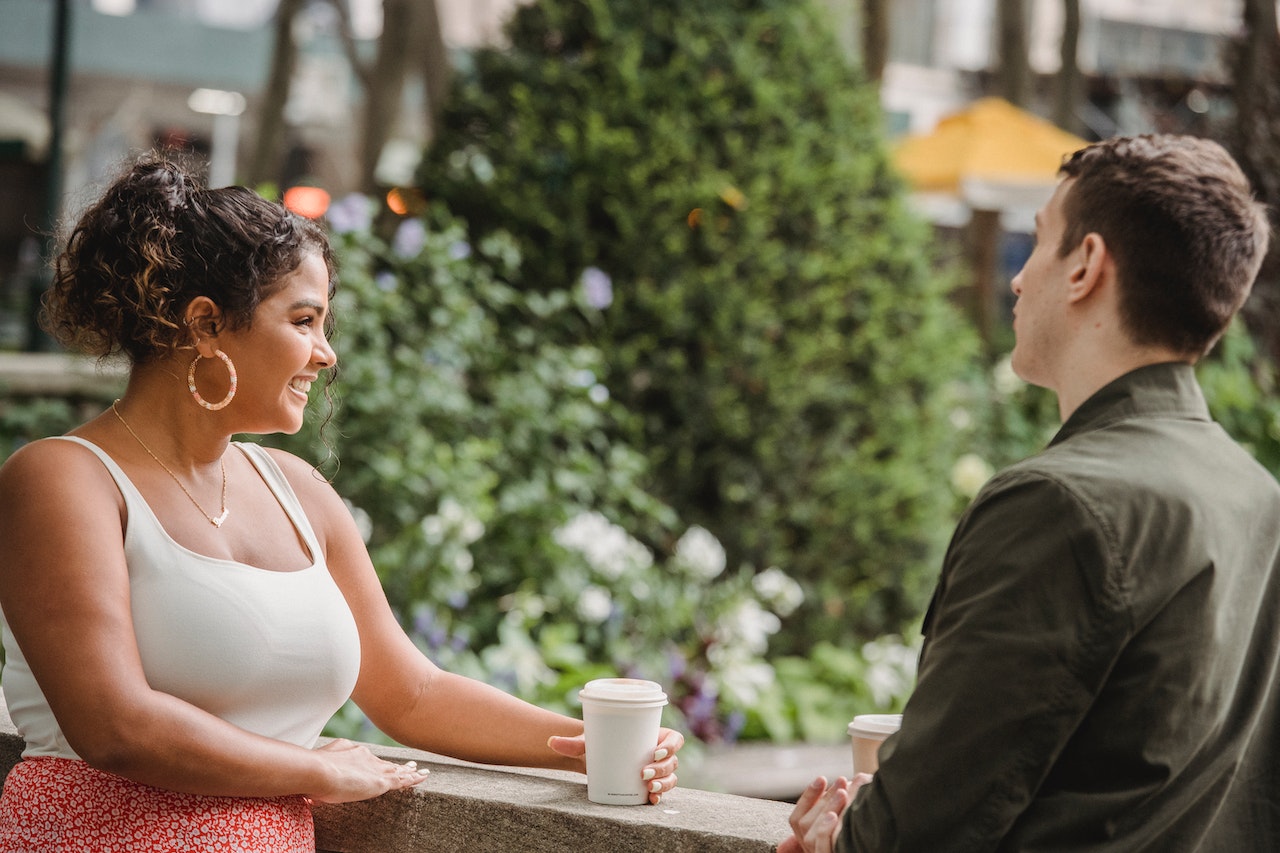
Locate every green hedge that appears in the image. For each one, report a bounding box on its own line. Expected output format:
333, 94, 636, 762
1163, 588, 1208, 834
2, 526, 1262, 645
419, 0, 978, 649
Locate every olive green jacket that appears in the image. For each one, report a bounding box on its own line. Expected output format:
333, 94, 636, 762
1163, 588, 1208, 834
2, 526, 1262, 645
842, 362, 1280, 852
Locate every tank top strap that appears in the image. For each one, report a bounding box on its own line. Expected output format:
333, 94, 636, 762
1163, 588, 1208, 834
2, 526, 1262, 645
231, 442, 324, 563
47, 435, 150, 517
47, 436, 323, 563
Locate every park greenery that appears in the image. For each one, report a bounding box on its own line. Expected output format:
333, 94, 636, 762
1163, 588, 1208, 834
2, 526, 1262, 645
3, 0, 1280, 748
419, 0, 977, 654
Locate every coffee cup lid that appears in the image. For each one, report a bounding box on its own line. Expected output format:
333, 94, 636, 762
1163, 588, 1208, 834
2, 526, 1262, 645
847, 713, 902, 737
580, 677, 668, 706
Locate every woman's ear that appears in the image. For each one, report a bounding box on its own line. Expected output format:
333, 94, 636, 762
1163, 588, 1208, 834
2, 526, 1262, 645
183, 297, 224, 353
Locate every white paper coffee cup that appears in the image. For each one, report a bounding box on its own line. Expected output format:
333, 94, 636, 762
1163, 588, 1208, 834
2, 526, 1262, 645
847, 713, 902, 776
579, 677, 668, 805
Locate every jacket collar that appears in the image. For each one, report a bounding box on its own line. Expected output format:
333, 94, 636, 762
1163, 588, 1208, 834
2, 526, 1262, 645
1049, 362, 1209, 447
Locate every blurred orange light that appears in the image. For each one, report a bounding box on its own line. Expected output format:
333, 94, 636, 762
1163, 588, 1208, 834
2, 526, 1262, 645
283, 186, 331, 219
687, 207, 703, 228
718, 185, 747, 210
385, 186, 428, 216
386, 188, 410, 215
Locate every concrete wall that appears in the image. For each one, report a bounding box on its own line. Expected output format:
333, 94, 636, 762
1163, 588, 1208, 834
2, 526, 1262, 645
0, 700, 794, 851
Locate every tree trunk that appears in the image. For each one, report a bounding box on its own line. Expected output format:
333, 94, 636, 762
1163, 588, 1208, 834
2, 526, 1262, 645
860, 0, 889, 85
995, 0, 1031, 107
358, 0, 414, 191
417, 0, 453, 141
247, 0, 304, 190
1232, 0, 1280, 360
1052, 0, 1082, 134
967, 208, 1002, 351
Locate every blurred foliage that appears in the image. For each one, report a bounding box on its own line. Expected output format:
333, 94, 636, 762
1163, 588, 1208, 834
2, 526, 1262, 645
0, 397, 80, 458
269, 202, 810, 744
419, 0, 979, 651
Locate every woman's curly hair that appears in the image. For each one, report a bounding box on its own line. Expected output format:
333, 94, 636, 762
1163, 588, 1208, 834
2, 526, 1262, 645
43, 153, 335, 363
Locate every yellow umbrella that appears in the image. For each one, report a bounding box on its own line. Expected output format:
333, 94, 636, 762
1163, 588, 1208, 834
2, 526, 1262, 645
891, 98, 1088, 350
892, 97, 1089, 194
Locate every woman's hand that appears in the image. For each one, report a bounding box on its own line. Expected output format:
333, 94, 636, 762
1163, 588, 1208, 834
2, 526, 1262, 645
548, 726, 686, 804
306, 739, 431, 804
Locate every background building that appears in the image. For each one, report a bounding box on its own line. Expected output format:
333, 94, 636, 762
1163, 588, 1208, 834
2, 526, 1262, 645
0, 0, 1263, 350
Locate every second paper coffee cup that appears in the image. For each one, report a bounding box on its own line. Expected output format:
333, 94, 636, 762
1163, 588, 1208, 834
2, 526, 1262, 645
579, 677, 667, 805
848, 713, 902, 776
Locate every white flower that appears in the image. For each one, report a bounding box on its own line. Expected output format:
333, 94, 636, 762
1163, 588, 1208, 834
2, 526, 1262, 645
421, 515, 447, 545
714, 659, 776, 707
861, 637, 920, 707
422, 498, 485, 546
948, 407, 973, 430
752, 567, 804, 616
326, 193, 373, 234
554, 512, 653, 580
580, 266, 613, 309
483, 617, 555, 694
588, 384, 610, 404
451, 549, 474, 573
569, 369, 597, 388
950, 453, 994, 498
674, 526, 726, 580
344, 499, 373, 544
715, 599, 781, 655
576, 586, 613, 624
392, 218, 427, 258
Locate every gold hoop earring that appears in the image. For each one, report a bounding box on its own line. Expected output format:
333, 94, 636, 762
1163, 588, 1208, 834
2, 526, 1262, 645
188, 349, 238, 411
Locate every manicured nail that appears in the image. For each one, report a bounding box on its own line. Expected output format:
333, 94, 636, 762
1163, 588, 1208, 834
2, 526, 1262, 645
405, 761, 417, 768
653, 748, 669, 761
643, 768, 656, 781
649, 780, 662, 793
417, 767, 431, 776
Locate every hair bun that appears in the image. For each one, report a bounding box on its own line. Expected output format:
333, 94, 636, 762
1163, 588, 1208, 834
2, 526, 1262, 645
118, 157, 202, 218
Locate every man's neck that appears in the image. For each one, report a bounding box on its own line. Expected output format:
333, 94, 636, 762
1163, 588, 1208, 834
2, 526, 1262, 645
1053, 347, 1193, 422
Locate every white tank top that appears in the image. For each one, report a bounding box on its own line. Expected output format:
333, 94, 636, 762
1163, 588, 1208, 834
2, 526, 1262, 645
0, 437, 362, 759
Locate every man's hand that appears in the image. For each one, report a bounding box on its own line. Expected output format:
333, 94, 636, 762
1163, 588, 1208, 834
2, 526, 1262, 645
778, 773, 872, 853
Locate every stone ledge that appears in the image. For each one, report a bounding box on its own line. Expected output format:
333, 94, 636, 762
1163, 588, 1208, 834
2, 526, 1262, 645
0, 352, 126, 398
0, 702, 792, 852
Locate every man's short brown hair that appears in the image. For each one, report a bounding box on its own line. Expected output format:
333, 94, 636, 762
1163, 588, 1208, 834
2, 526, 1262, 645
1057, 135, 1270, 357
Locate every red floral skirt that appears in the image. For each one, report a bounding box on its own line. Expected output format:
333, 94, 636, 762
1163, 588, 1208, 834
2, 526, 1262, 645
0, 757, 314, 852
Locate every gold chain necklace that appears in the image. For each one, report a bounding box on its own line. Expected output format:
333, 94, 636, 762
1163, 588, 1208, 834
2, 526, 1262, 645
111, 400, 230, 528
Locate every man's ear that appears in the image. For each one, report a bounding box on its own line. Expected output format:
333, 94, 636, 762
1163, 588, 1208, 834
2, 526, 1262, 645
183, 297, 224, 354
1066, 232, 1110, 304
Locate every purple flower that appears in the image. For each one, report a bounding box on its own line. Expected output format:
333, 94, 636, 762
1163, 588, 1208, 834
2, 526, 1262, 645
448, 240, 472, 260
724, 710, 746, 744
393, 218, 427, 258
580, 266, 613, 309
375, 271, 397, 292
326, 193, 373, 235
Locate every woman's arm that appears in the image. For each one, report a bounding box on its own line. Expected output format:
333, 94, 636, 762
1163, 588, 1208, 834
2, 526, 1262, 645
0, 440, 424, 802
277, 450, 683, 797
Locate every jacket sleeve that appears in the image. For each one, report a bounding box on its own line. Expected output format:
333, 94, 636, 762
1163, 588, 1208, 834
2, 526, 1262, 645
840, 470, 1130, 852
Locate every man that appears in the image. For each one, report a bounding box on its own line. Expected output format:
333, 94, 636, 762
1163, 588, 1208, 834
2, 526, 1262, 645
783, 134, 1279, 852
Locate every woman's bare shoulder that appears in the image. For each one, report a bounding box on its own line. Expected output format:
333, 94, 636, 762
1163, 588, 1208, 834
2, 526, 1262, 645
0, 435, 124, 508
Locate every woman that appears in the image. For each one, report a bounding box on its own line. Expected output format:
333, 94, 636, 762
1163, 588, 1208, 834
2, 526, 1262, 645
0, 156, 682, 849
